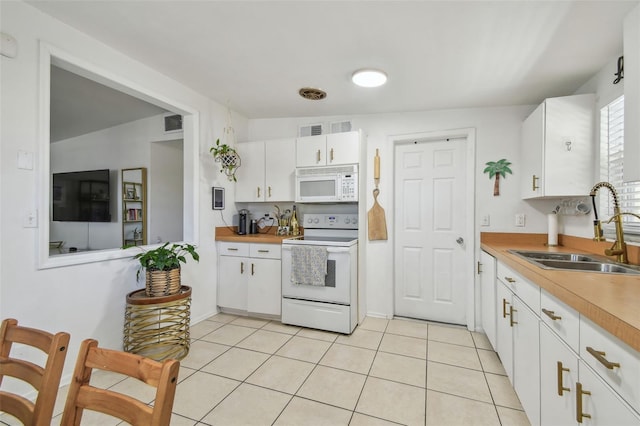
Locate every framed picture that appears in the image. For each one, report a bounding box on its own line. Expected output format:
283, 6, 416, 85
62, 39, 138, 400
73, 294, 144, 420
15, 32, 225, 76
124, 183, 136, 200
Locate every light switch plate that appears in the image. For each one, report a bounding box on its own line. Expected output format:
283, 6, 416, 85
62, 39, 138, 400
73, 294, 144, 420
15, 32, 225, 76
515, 213, 526, 227
481, 215, 490, 226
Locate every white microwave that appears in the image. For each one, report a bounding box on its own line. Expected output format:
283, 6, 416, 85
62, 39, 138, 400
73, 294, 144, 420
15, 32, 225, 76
295, 164, 358, 203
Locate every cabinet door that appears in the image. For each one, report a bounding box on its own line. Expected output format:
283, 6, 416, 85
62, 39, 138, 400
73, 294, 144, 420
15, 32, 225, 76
496, 281, 514, 381
235, 141, 266, 202
218, 255, 248, 311
296, 135, 326, 167
265, 138, 296, 201
512, 297, 540, 426
624, 4, 640, 182
247, 258, 281, 316
521, 103, 544, 199
544, 95, 595, 196
540, 324, 579, 426
326, 131, 359, 165
577, 361, 640, 426
480, 251, 497, 350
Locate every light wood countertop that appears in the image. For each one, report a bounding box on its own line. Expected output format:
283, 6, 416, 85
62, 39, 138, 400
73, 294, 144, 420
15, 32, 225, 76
482, 233, 640, 352
215, 226, 294, 244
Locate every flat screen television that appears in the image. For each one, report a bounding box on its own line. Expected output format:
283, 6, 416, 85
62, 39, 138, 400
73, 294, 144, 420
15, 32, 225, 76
52, 169, 111, 222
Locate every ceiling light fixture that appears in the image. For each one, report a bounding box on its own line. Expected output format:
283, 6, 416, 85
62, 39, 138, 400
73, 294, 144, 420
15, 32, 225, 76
351, 69, 387, 88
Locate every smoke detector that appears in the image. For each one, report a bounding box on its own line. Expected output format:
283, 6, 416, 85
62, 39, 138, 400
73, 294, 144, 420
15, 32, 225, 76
299, 87, 327, 100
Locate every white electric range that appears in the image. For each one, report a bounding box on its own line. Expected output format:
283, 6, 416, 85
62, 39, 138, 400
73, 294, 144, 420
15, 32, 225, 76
281, 214, 358, 334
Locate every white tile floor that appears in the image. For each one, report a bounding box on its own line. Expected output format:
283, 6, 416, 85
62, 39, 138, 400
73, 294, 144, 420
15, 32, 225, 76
3, 315, 532, 426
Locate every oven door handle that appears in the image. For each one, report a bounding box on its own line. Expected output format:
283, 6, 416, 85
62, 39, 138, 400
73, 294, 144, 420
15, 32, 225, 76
282, 245, 352, 253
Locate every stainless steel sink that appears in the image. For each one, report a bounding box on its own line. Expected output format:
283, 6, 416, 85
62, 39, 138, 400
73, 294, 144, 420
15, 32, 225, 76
534, 259, 640, 274
509, 250, 598, 262
508, 250, 640, 275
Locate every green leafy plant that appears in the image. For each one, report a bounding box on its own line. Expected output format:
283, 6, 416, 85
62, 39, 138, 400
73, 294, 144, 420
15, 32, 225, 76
209, 138, 241, 182
483, 159, 513, 196
131, 242, 199, 280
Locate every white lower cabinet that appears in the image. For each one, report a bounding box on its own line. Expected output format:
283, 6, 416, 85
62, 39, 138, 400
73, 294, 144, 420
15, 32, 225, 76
493, 258, 640, 426
577, 360, 640, 425
479, 250, 497, 350
217, 242, 281, 316
541, 322, 640, 425
496, 280, 514, 381
512, 297, 540, 426
496, 278, 540, 426
540, 323, 579, 426
218, 254, 248, 311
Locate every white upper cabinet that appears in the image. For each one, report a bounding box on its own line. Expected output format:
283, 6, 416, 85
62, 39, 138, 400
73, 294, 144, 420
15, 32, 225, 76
624, 4, 640, 182
296, 131, 360, 167
520, 94, 595, 199
236, 138, 296, 202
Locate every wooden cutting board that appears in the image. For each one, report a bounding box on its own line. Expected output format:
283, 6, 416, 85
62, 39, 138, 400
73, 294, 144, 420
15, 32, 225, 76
368, 189, 388, 240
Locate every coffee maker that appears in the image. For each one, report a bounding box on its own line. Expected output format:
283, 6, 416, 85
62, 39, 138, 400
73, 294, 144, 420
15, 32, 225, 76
238, 209, 249, 235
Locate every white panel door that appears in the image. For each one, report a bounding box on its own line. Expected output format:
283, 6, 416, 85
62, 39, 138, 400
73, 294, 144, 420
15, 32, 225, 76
394, 138, 468, 324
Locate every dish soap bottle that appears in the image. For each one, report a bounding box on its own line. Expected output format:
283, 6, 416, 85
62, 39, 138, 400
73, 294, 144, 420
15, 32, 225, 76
290, 205, 300, 236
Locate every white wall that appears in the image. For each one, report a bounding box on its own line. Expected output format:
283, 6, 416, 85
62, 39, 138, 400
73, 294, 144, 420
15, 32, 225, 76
0, 1, 247, 391
50, 114, 183, 249
249, 106, 556, 317
150, 139, 184, 243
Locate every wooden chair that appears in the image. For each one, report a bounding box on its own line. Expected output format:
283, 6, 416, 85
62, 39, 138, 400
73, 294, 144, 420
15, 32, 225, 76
0, 318, 70, 426
61, 339, 180, 426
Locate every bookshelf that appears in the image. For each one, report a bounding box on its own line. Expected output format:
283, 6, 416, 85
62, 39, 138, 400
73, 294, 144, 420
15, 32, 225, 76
122, 167, 147, 246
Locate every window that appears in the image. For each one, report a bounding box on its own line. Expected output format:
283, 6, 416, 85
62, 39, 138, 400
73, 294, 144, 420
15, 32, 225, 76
599, 95, 640, 234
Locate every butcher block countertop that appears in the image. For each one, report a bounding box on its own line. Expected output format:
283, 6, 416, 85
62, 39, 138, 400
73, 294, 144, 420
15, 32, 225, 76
215, 226, 293, 244
482, 233, 640, 352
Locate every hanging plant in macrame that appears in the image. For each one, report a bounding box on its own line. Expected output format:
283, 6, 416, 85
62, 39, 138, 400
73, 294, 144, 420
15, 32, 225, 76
210, 108, 241, 182
210, 138, 241, 182
483, 159, 512, 196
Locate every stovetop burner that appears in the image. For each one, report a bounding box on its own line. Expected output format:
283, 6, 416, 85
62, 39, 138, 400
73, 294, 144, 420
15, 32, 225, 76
282, 213, 358, 247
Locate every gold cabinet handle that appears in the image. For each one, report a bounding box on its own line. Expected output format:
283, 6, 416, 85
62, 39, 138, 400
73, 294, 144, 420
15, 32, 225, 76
257, 187, 261, 198
532, 175, 539, 191
227, 248, 238, 251
268, 186, 272, 198
542, 308, 562, 321
576, 382, 591, 423
509, 306, 518, 327
502, 298, 510, 318
504, 276, 516, 283
251, 263, 255, 276
257, 249, 269, 253
586, 346, 621, 369
330, 147, 334, 162
557, 361, 570, 396
477, 261, 483, 275
240, 262, 244, 274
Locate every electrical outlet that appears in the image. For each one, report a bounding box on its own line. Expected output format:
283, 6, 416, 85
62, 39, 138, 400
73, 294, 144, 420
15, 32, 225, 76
515, 213, 526, 227
481, 215, 490, 226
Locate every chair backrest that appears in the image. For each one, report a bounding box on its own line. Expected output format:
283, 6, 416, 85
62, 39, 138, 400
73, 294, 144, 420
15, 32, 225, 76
61, 339, 180, 426
0, 318, 70, 426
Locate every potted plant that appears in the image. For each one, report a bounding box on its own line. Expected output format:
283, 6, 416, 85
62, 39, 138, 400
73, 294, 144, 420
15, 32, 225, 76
132, 242, 199, 297
210, 138, 241, 182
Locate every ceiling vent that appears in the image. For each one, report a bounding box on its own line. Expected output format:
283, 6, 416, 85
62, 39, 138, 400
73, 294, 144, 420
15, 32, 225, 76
163, 113, 182, 133
330, 121, 352, 134
299, 123, 324, 137
298, 87, 327, 101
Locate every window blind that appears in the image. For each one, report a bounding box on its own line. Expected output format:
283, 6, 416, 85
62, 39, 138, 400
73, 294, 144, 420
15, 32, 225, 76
600, 95, 640, 232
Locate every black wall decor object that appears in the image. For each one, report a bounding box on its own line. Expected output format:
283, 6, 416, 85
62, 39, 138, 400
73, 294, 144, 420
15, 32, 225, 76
613, 56, 624, 84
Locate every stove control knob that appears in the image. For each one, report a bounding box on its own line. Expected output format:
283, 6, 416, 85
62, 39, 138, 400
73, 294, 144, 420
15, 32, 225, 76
352, 217, 358, 225
344, 217, 351, 224
307, 218, 313, 224
313, 218, 319, 224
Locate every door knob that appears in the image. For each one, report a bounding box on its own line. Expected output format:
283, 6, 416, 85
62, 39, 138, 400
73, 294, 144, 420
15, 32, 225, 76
456, 237, 464, 245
